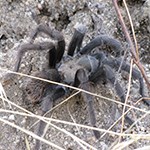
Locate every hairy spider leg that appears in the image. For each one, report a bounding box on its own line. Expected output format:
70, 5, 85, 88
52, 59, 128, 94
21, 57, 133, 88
89, 52, 134, 124
15, 42, 55, 72
67, 24, 86, 56
106, 58, 150, 106
34, 87, 66, 150
2, 42, 56, 84
3, 23, 65, 83
48, 46, 57, 68
80, 35, 123, 56
103, 64, 134, 125
32, 48, 66, 149
29, 23, 65, 63
74, 69, 100, 139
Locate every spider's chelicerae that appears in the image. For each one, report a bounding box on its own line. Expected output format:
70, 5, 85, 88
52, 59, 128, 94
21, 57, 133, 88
4, 23, 149, 149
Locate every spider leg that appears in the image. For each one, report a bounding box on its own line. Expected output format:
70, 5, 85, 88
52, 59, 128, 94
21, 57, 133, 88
2, 42, 56, 84
106, 58, 150, 105
34, 86, 66, 150
23, 67, 63, 149
88, 52, 107, 82
30, 23, 64, 42
29, 23, 65, 62
67, 24, 86, 56
80, 35, 123, 56
15, 42, 56, 72
103, 65, 125, 103
41, 86, 66, 113
74, 69, 100, 139
103, 64, 133, 125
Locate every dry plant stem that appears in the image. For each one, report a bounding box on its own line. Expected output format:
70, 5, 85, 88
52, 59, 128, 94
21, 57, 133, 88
112, 0, 150, 90
135, 146, 150, 150
122, 0, 139, 58
66, 104, 87, 150
1, 68, 149, 113
0, 82, 12, 109
119, 59, 133, 143
2, 107, 150, 139
30, 91, 81, 130
111, 139, 136, 150
125, 108, 150, 133
0, 117, 65, 150
106, 97, 150, 150
100, 97, 148, 139
67, 103, 81, 134
0, 81, 95, 150
25, 136, 31, 150
0, 97, 97, 150
0, 83, 6, 108
39, 118, 90, 150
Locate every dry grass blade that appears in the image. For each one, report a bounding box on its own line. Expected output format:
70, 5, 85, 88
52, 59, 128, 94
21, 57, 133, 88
0, 97, 97, 150
0, 68, 149, 113
0, 71, 96, 150
1, 63, 150, 149
135, 145, 150, 150
67, 102, 81, 135
112, 0, 150, 89
66, 102, 88, 150
122, 0, 139, 59
0, 83, 5, 107
0, 1, 149, 149
1, 108, 150, 139
111, 139, 137, 150
119, 59, 133, 142
125, 108, 150, 134
29, 91, 81, 130
100, 97, 149, 139
25, 136, 31, 150
0, 82, 12, 109
0, 117, 65, 150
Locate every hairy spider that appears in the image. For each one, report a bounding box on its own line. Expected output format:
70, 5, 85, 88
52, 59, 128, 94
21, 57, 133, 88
3, 23, 148, 149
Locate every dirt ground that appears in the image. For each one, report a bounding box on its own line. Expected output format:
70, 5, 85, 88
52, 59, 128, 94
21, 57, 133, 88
0, 0, 150, 150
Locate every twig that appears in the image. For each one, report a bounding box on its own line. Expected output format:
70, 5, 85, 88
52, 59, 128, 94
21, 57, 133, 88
122, 0, 139, 59
0, 117, 65, 150
112, 0, 150, 90
119, 59, 133, 142
0, 68, 149, 113
29, 91, 81, 130
100, 97, 148, 139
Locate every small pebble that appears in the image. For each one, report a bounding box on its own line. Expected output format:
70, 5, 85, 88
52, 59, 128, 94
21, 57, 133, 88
37, 3, 43, 10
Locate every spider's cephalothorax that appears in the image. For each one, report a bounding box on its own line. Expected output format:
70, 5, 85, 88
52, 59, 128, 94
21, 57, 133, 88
3, 23, 148, 149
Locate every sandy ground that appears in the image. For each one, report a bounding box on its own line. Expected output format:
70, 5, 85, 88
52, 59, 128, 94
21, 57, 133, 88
0, 0, 150, 149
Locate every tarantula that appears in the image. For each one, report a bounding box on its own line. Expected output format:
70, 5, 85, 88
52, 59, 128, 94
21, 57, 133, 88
3, 23, 148, 149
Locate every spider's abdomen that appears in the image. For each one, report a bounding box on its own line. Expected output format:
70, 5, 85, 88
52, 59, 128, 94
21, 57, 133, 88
24, 69, 60, 104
